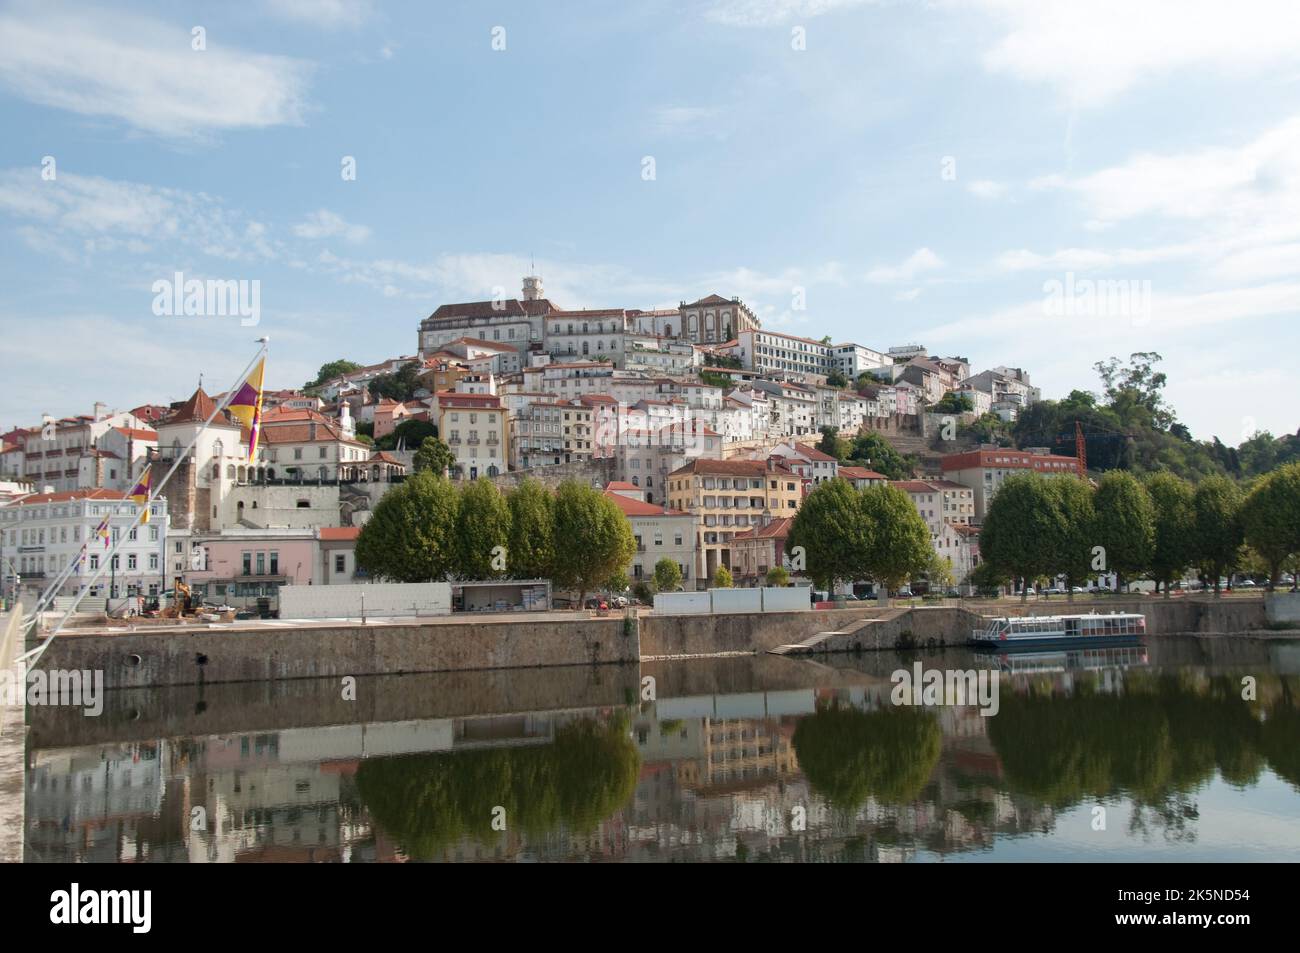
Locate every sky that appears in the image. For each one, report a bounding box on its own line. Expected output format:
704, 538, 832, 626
2, 0, 1299, 444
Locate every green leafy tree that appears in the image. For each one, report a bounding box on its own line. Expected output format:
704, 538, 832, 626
860, 483, 931, 602
1144, 472, 1197, 597
1240, 463, 1300, 588
375, 418, 438, 452
413, 436, 455, 475
845, 432, 913, 480
766, 565, 790, 587
969, 560, 1011, 597
826, 370, 848, 388
713, 565, 734, 588
453, 479, 511, 579
369, 362, 423, 402
507, 479, 555, 579
925, 551, 954, 590
1093, 470, 1155, 593
653, 557, 682, 593
932, 392, 974, 414
1193, 476, 1243, 596
980, 473, 1060, 602
305, 359, 362, 392
551, 481, 636, 607
1048, 475, 1097, 602
355, 470, 460, 581
787, 478, 873, 590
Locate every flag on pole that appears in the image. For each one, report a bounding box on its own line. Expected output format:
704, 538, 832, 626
227, 357, 266, 460
94, 514, 111, 549
129, 465, 153, 524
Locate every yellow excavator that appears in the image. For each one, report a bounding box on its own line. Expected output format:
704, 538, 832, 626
160, 575, 195, 618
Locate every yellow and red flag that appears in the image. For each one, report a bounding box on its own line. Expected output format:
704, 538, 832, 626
227, 357, 266, 460
129, 465, 152, 524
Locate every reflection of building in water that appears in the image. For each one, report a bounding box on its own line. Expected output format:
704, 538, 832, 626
26, 742, 167, 863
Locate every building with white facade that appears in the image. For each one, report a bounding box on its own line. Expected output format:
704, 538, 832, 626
736, 328, 835, 378
604, 486, 696, 589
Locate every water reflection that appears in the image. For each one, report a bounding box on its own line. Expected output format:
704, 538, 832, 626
23, 637, 1300, 862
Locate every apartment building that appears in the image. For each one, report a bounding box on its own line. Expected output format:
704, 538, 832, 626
0, 487, 167, 602
666, 458, 803, 584
728, 516, 796, 586
941, 448, 1083, 521
736, 328, 835, 377
891, 480, 974, 537
2, 406, 155, 493
417, 275, 555, 358
430, 391, 508, 479
603, 487, 695, 588
259, 408, 372, 482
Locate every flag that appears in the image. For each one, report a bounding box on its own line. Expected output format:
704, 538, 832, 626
227, 357, 266, 460
94, 515, 111, 549
129, 465, 152, 524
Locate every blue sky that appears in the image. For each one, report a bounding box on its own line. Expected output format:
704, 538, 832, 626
2, 0, 1299, 443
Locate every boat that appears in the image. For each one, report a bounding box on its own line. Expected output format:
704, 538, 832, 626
969, 611, 1146, 648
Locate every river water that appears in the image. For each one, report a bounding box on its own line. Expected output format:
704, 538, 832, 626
23, 636, 1300, 862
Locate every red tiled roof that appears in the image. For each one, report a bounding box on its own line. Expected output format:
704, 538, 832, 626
730, 516, 793, 541
165, 387, 229, 426
113, 426, 158, 441
603, 488, 689, 518
605, 481, 638, 490
839, 466, 887, 481
319, 527, 362, 541
427, 299, 555, 320
9, 488, 128, 505
794, 443, 837, 462
682, 294, 735, 307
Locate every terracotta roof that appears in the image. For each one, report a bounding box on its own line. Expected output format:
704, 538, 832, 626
113, 426, 158, 441
730, 516, 793, 541
839, 466, 887, 481
368, 451, 405, 465
7, 488, 129, 505
892, 480, 938, 494
793, 443, 837, 462
427, 299, 555, 320
603, 488, 689, 518
434, 391, 502, 408
682, 294, 736, 307
941, 449, 1080, 473
319, 527, 362, 541
165, 387, 230, 426
605, 481, 638, 490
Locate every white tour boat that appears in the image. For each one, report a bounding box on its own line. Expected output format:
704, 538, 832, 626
970, 611, 1146, 647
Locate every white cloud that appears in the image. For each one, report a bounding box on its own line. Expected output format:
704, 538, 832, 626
894, 288, 922, 302
971, 0, 1300, 108
264, 0, 373, 29
866, 247, 944, 283
293, 210, 371, 244
650, 105, 720, 134
705, 0, 878, 27
0, 2, 311, 138
967, 179, 1006, 199
0, 168, 281, 262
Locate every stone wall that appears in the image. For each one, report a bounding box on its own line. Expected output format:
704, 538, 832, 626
36, 614, 638, 689
489, 457, 615, 491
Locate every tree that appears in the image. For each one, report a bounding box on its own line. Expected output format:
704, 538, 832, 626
969, 560, 1011, 598
452, 479, 511, 579
305, 359, 362, 392
413, 436, 455, 475
844, 432, 913, 480
787, 478, 872, 590
507, 479, 555, 579
1093, 471, 1155, 593
653, 557, 682, 593
375, 418, 437, 451
355, 470, 460, 582
1193, 476, 1243, 596
1144, 472, 1196, 598
826, 370, 848, 388
980, 473, 1060, 603
1047, 476, 1096, 602
816, 425, 849, 461
713, 566, 734, 588
1240, 463, 1300, 589
925, 551, 954, 590
932, 392, 974, 415
766, 565, 790, 587
859, 483, 931, 604
551, 481, 636, 607
369, 362, 422, 402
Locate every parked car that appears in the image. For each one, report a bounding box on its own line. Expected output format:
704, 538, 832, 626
944, 588, 961, 598
895, 587, 913, 598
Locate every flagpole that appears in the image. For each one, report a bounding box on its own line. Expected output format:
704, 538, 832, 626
19, 338, 269, 667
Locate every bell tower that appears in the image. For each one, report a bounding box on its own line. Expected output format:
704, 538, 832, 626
522, 272, 543, 301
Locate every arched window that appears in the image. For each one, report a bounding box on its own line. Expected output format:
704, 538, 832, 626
487, 465, 499, 477
212, 462, 221, 480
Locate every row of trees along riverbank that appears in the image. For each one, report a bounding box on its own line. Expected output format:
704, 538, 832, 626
977, 463, 1300, 600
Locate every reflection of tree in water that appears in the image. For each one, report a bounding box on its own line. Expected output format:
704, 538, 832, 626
987, 672, 1300, 839
792, 702, 941, 809
355, 715, 640, 860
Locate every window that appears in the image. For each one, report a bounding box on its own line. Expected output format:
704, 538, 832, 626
127, 554, 137, 570
148, 554, 158, 571
242, 552, 252, 576
256, 552, 265, 575
270, 551, 279, 575
335, 554, 346, 573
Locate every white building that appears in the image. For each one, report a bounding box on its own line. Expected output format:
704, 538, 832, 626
0, 487, 167, 603
736, 328, 835, 377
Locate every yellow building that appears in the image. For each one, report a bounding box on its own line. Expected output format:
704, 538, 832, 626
667, 458, 803, 584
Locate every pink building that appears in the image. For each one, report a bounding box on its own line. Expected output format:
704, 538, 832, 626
183, 530, 315, 606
